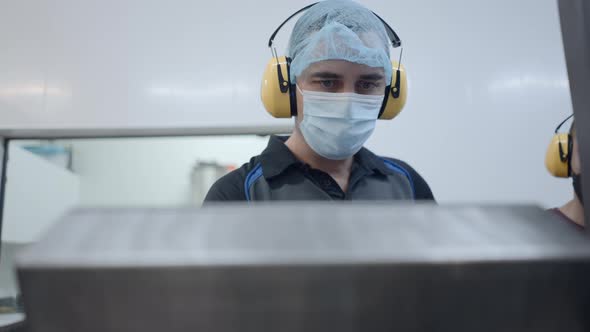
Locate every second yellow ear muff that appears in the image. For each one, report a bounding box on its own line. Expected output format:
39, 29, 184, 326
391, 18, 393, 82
379, 61, 408, 120
260, 2, 407, 120
545, 114, 574, 178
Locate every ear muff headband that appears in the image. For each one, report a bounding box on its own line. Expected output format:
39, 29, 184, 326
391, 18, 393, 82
261, 2, 406, 119
555, 114, 574, 162
545, 114, 574, 178
267, 3, 402, 49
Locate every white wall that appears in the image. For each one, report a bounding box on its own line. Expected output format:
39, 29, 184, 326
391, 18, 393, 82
69, 136, 269, 206
0, 145, 80, 297
2, 145, 80, 243
364, 0, 574, 207
0, 0, 575, 207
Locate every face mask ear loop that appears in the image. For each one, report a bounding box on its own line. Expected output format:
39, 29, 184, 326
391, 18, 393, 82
296, 84, 303, 96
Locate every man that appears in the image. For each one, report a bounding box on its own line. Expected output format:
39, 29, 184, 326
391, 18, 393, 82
205, 0, 434, 202
551, 121, 585, 228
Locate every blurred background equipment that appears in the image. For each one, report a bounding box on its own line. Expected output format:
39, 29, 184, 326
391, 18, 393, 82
191, 161, 235, 204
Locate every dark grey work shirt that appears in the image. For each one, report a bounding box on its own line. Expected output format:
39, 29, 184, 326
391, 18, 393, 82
204, 136, 435, 202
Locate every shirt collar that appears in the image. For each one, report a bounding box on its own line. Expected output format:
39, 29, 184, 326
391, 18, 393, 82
259, 135, 302, 179
259, 135, 390, 179
354, 146, 392, 176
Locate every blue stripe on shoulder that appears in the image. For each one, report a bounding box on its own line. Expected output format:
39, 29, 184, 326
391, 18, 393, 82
244, 163, 263, 201
380, 158, 415, 199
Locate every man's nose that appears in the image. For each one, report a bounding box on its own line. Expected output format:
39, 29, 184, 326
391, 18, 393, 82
339, 81, 356, 93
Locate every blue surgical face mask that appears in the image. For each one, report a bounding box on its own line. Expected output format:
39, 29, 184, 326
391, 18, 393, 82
297, 85, 383, 160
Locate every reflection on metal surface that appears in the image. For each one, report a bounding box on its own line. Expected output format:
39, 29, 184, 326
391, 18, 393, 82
0, 85, 70, 98
147, 83, 255, 100
147, 86, 229, 99
487, 74, 569, 93
0, 313, 25, 331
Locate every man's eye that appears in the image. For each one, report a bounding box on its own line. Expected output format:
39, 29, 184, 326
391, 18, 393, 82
319, 80, 337, 89
358, 81, 379, 90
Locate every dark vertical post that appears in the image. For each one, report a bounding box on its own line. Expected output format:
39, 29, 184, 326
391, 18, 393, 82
558, 0, 590, 230
0, 138, 8, 258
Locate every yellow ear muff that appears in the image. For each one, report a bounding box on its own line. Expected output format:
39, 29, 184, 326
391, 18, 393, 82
545, 133, 571, 178
261, 56, 294, 118
261, 58, 409, 119
379, 61, 408, 120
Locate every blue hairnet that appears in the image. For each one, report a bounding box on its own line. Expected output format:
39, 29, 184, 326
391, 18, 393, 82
288, 0, 392, 84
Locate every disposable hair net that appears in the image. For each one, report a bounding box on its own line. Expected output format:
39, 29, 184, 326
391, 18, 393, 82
288, 0, 392, 84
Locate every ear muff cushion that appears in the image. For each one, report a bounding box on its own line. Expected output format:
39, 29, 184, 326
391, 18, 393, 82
545, 133, 571, 178
261, 56, 293, 118
379, 61, 408, 120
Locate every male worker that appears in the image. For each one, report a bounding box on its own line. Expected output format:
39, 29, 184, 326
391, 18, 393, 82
548, 118, 585, 228
205, 0, 434, 202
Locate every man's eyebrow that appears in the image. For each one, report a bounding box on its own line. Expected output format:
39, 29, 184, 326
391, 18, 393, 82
359, 73, 385, 80
309, 72, 343, 79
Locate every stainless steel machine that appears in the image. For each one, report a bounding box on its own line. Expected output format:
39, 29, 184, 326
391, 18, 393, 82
15, 204, 590, 332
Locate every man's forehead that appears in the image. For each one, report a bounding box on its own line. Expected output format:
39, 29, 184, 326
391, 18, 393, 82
303, 60, 386, 77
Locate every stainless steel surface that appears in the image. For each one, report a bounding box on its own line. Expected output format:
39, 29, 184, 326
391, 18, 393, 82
16, 204, 590, 332
0, 125, 293, 139
558, 0, 590, 227
0, 314, 24, 329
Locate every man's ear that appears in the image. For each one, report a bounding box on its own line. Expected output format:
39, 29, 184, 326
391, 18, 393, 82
293, 113, 303, 127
